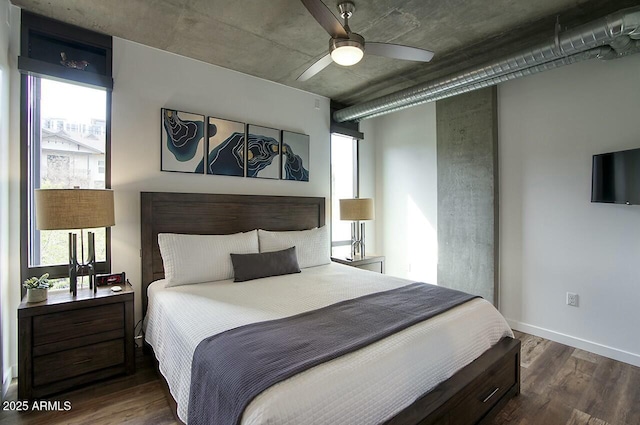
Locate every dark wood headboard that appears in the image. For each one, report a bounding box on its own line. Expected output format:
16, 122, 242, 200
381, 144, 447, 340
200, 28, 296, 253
140, 192, 325, 315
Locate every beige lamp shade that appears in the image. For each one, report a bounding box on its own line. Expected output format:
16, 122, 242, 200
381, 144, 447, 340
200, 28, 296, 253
340, 198, 374, 221
35, 189, 115, 230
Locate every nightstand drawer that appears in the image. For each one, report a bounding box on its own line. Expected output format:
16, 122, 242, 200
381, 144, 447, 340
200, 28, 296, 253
33, 303, 123, 346
33, 339, 125, 386
33, 328, 125, 356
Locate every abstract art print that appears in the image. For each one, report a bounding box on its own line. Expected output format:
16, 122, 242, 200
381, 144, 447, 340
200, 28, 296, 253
161, 109, 205, 173
246, 124, 281, 179
206, 117, 246, 177
281, 131, 310, 182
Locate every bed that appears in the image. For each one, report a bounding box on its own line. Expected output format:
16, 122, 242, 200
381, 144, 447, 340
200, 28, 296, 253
141, 192, 520, 425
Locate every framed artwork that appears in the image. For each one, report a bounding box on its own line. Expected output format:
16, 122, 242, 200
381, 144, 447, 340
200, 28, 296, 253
206, 117, 246, 177
161, 109, 205, 173
281, 131, 310, 182
246, 124, 281, 179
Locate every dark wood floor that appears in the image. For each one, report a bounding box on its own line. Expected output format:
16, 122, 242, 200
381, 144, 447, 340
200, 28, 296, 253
491, 331, 640, 425
0, 349, 177, 425
1, 331, 638, 424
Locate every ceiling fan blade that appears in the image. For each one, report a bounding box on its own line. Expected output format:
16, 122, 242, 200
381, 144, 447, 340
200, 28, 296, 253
300, 0, 348, 39
297, 54, 333, 81
366, 42, 435, 62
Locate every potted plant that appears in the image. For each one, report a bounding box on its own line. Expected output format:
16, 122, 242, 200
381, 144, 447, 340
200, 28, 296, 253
23, 273, 52, 303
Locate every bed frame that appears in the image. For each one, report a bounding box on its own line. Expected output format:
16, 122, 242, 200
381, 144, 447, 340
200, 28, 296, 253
140, 191, 520, 425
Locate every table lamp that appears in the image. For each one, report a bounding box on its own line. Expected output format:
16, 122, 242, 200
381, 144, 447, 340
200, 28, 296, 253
340, 198, 374, 260
35, 188, 115, 296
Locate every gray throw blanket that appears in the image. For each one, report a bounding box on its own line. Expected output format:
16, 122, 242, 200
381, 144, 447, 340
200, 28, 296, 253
188, 282, 478, 425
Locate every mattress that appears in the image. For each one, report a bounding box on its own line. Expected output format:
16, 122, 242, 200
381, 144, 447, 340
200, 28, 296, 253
145, 262, 513, 425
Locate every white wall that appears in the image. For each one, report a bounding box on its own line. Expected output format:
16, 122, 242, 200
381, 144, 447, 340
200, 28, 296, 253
0, 0, 11, 397
361, 104, 438, 283
499, 54, 640, 366
4, 2, 20, 390
362, 54, 640, 366
111, 38, 331, 322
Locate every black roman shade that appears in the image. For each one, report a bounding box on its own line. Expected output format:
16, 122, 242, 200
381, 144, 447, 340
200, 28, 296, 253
330, 101, 364, 139
18, 11, 113, 90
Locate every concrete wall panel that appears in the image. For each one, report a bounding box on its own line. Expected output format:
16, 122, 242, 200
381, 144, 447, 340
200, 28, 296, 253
436, 87, 498, 305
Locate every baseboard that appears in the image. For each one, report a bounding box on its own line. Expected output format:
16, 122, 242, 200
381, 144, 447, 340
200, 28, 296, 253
507, 319, 640, 368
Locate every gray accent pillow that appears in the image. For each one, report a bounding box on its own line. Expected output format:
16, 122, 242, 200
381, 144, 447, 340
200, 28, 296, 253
230, 246, 301, 282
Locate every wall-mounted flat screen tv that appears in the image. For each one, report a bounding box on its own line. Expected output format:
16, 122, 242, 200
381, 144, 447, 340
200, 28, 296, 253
591, 147, 640, 205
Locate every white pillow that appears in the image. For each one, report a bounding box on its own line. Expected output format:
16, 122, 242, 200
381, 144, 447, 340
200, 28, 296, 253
158, 230, 259, 287
258, 227, 330, 269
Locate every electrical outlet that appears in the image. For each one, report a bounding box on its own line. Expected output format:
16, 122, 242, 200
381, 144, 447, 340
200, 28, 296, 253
314, 99, 320, 110
566, 292, 579, 307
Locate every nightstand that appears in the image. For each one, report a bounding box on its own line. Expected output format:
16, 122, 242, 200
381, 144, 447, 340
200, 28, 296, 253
331, 255, 385, 274
18, 284, 135, 400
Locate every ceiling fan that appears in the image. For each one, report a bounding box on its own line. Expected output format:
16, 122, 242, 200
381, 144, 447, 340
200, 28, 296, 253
297, 0, 435, 81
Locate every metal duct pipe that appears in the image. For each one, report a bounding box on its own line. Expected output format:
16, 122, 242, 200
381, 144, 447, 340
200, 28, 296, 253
334, 6, 640, 122
609, 35, 634, 53
599, 39, 640, 59
358, 48, 609, 120
362, 43, 640, 120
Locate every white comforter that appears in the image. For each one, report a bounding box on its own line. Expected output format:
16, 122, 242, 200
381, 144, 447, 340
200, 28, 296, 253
145, 262, 513, 425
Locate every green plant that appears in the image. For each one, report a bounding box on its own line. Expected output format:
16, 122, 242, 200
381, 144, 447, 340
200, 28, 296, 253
23, 273, 52, 290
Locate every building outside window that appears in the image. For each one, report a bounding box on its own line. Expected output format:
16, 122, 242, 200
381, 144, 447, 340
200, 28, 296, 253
330, 133, 358, 258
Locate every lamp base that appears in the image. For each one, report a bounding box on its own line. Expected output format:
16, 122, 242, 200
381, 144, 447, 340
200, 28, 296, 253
350, 221, 366, 260
68, 231, 97, 296
69, 233, 77, 296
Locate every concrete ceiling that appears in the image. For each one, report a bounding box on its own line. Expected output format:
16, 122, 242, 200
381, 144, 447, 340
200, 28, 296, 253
12, 0, 640, 105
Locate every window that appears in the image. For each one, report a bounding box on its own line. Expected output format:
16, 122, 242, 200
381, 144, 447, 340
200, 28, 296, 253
22, 76, 110, 289
330, 133, 358, 257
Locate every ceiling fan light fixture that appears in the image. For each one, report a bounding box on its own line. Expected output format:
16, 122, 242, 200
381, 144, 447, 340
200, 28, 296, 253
330, 35, 365, 66
331, 45, 364, 66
